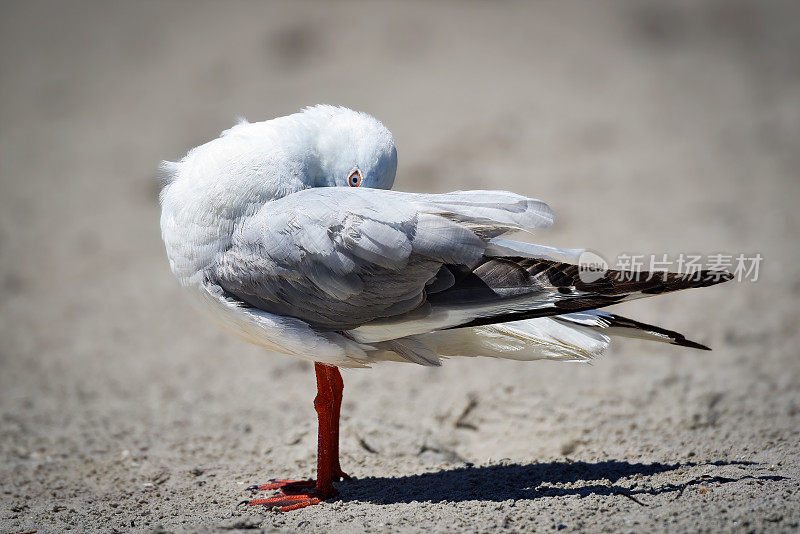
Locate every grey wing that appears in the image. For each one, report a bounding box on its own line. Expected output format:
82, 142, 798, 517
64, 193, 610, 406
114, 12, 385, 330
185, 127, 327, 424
212, 187, 553, 331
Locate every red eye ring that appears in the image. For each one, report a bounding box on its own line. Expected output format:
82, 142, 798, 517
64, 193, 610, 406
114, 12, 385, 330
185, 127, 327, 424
348, 170, 362, 187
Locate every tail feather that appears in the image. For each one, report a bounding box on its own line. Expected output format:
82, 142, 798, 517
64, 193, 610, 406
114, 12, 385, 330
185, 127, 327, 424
414, 316, 610, 363
555, 310, 712, 350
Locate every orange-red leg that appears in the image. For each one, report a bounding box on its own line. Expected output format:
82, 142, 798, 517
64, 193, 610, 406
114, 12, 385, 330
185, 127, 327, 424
327, 365, 350, 482
311, 362, 336, 497
242, 363, 347, 511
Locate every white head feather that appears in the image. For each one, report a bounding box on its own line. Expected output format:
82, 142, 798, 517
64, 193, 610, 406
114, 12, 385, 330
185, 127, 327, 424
159, 105, 397, 284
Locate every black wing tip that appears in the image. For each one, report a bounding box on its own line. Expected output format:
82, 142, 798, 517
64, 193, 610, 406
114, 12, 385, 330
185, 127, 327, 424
638, 269, 734, 296
602, 313, 713, 351
671, 338, 712, 351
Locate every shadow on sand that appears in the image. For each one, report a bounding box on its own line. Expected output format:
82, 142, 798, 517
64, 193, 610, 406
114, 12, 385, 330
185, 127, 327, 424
337, 460, 783, 506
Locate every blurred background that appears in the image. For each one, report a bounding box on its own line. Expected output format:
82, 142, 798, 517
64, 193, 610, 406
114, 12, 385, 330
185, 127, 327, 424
1, 1, 799, 532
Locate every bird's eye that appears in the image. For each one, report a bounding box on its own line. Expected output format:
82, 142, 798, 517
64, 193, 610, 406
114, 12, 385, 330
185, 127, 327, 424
348, 170, 362, 187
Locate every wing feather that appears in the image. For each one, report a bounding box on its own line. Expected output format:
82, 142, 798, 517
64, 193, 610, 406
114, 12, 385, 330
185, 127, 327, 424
210, 186, 729, 365
213, 187, 553, 334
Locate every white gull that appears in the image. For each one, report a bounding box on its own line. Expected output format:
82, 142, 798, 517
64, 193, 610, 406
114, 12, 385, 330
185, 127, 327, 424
159, 105, 730, 510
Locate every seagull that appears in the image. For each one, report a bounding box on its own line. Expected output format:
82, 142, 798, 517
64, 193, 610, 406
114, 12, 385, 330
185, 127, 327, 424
159, 105, 731, 511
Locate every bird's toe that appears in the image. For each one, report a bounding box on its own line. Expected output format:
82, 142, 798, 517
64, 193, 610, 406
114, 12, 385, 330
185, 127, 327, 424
246, 479, 316, 493
242, 487, 337, 512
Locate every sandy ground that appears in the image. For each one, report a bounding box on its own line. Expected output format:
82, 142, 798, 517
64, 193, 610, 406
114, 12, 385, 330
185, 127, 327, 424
1, 1, 799, 532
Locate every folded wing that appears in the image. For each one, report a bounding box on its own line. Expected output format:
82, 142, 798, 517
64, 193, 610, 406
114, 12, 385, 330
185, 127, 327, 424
212, 186, 730, 366
212, 187, 553, 332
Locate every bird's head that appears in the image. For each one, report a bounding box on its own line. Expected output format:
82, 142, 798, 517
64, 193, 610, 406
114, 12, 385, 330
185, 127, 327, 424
159, 106, 399, 227
305, 105, 397, 190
